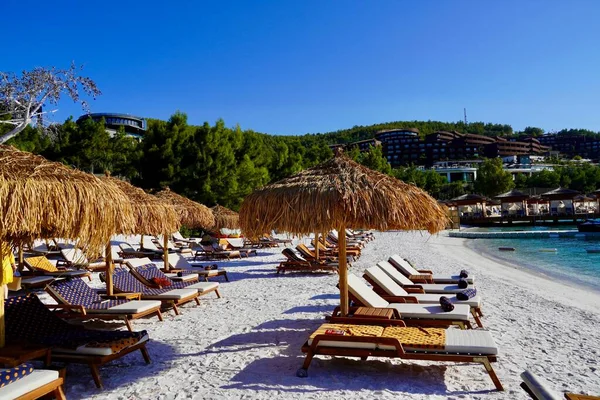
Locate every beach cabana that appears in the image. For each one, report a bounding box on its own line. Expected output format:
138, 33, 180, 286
155, 188, 215, 269
240, 150, 447, 316
573, 195, 596, 214
101, 175, 180, 294
540, 188, 580, 216
449, 194, 490, 219
495, 189, 529, 217
0, 144, 134, 346
526, 196, 549, 215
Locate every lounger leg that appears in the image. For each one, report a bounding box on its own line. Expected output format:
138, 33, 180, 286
156, 310, 164, 322
172, 304, 180, 315
297, 351, 315, 377
90, 365, 103, 389
477, 307, 483, 317
471, 308, 484, 328
54, 385, 67, 400
194, 297, 200, 305
215, 289, 221, 299
140, 346, 151, 364
124, 317, 133, 332
465, 321, 473, 330
474, 357, 504, 391
224, 272, 229, 282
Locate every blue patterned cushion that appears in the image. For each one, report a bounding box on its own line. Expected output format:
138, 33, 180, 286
5, 294, 147, 349
113, 267, 176, 295
456, 288, 477, 301
439, 296, 454, 312
0, 363, 34, 388
50, 278, 126, 309
135, 264, 192, 290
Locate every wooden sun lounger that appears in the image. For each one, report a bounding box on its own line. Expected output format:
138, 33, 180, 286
520, 370, 600, 400
0, 367, 65, 400
277, 249, 339, 274
298, 322, 503, 391
389, 254, 475, 285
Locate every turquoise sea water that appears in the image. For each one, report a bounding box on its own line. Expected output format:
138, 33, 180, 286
466, 225, 600, 292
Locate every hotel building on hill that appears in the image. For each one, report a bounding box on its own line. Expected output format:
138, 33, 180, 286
77, 113, 146, 140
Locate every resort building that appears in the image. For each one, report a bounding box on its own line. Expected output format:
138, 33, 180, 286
347, 138, 382, 152
538, 134, 600, 160
77, 113, 147, 140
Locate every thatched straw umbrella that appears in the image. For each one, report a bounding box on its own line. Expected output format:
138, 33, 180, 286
154, 188, 214, 269
211, 205, 240, 231
0, 145, 135, 346
240, 150, 447, 316
101, 175, 180, 294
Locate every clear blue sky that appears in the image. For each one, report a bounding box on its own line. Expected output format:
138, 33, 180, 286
4, 0, 600, 135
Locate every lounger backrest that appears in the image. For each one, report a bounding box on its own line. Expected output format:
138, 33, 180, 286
282, 248, 307, 262
364, 267, 409, 296
520, 371, 562, 400
173, 231, 185, 241
142, 236, 159, 251
110, 243, 123, 260
347, 274, 390, 308
168, 253, 190, 269
377, 261, 414, 286
295, 244, 314, 259
125, 257, 154, 269
48, 278, 103, 307
60, 248, 88, 265
389, 255, 420, 276
31, 239, 49, 254
226, 238, 245, 249
112, 267, 168, 295
24, 256, 58, 273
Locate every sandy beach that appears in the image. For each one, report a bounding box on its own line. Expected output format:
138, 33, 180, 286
50, 231, 600, 399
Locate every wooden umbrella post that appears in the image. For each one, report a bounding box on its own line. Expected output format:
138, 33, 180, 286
163, 234, 169, 272
0, 240, 4, 348
17, 246, 23, 272
315, 233, 319, 260
105, 242, 114, 296
338, 224, 348, 317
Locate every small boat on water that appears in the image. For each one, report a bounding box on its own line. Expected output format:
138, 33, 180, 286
578, 219, 600, 233
499, 247, 515, 251
586, 248, 600, 254
539, 248, 558, 253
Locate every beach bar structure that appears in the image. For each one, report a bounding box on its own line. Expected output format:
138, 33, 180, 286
540, 187, 581, 216
573, 195, 597, 215
495, 189, 530, 217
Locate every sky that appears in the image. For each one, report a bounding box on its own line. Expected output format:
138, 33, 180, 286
4, 0, 600, 135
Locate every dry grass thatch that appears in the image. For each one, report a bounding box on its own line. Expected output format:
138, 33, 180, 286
101, 175, 180, 235
240, 151, 448, 237
211, 205, 240, 230
0, 145, 135, 255
154, 188, 214, 229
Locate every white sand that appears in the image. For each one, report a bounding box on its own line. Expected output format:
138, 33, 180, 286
55, 232, 600, 399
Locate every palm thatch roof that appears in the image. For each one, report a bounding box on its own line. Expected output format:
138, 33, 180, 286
494, 189, 529, 201
101, 175, 180, 235
541, 187, 580, 200
240, 151, 448, 237
449, 193, 491, 205
0, 145, 134, 253
211, 205, 240, 230
154, 188, 214, 229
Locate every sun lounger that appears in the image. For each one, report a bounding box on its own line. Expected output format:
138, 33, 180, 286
318, 237, 362, 257
346, 274, 473, 329
140, 236, 166, 256
156, 235, 192, 255
16, 276, 55, 291
27, 238, 61, 256
295, 244, 348, 264
46, 278, 163, 331
110, 267, 200, 315
162, 253, 229, 282
23, 256, 91, 280
298, 322, 503, 391
60, 247, 106, 271
118, 243, 157, 259
193, 244, 241, 261
330, 229, 366, 247
6, 294, 152, 389
223, 238, 257, 257
378, 261, 475, 294
363, 266, 483, 328
172, 231, 201, 246
389, 254, 475, 284
0, 363, 65, 399
126, 257, 221, 298
520, 370, 600, 400
278, 249, 339, 274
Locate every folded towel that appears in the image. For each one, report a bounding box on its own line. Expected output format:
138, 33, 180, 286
459, 269, 469, 278
458, 278, 468, 289
151, 277, 172, 287
439, 296, 454, 312
456, 288, 477, 300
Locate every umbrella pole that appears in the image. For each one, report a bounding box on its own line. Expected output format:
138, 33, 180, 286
18, 246, 23, 272
0, 240, 4, 348
105, 242, 114, 296
163, 234, 169, 272
338, 224, 348, 317
315, 233, 319, 260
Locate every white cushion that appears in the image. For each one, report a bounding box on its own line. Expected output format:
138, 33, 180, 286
429, 275, 475, 284
347, 274, 389, 308
164, 273, 197, 282
377, 261, 414, 285
520, 370, 562, 400
46, 270, 88, 278
418, 283, 475, 294
390, 254, 475, 284
141, 288, 197, 300
0, 369, 59, 399
61, 248, 88, 265
185, 282, 219, 293
364, 267, 409, 296
54, 334, 149, 356
21, 276, 55, 285
142, 237, 159, 251
126, 257, 153, 269
388, 303, 470, 321
445, 329, 498, 355
92, 300, 162, 314
168, 253, 190, 269
226, 238, 245, 248
410, 293, 481, 308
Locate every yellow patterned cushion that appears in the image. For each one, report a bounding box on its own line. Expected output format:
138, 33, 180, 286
25, 256, 58, 273
382, 327, 446, 350
308, 324, 384, 350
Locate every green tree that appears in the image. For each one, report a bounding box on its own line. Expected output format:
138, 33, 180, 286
474, 158, 514, 196
358, 145, 391, 174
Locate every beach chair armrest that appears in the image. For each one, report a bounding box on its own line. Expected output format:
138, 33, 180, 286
382, 295, 419, 304
402, 286, 426, 293
55, 259, 69, 267
408, 275, 433, 283
417, 269, 434, 275
46, 304, 87, 315
101, 293, 141, 300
